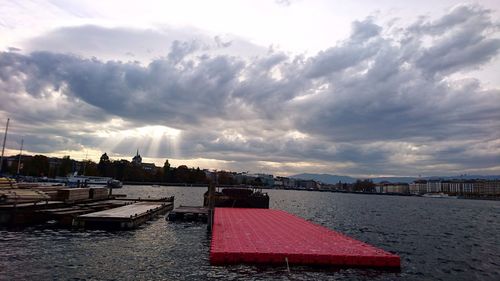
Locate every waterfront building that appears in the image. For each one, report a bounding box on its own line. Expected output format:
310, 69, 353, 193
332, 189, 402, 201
141, 163, 156, 171
132, 149, 142, 165
409, 180, 427, 194
233, 172, 255, 185
131, 150, 158, 171
296, 179, 320, 189
2, 155, 31, 173
378, 182, 410, 194
255, 174, 274, 187
282, 177, 296, 189
441, 181, 461, 194
273, 176, 285, 189
477, 181, 500, 197
426, 180, 442, 193
203, 169, 216, 183
409, 179, 500, 198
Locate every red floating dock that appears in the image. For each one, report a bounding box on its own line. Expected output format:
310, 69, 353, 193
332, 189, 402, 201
210, 208, 400, 268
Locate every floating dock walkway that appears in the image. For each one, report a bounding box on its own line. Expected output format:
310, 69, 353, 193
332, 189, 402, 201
74, 201, 173, 229
167, 205, 208, 222
210, 208, 400, 268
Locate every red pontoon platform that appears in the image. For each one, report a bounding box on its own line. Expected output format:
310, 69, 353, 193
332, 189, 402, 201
210, 208, 400, 268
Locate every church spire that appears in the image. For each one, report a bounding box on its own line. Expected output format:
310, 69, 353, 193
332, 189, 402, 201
132, 149, 142, 165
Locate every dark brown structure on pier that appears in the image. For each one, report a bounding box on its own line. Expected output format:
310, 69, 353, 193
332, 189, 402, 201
167, 205, 209, 222
203, 187, 269, 209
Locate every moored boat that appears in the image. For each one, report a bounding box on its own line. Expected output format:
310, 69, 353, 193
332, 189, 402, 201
203, 187, 269, 208
67, 175, 122, 188
422, 192, 457, 199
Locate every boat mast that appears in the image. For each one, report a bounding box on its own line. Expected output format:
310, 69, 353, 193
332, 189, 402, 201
17, 138, 23, 175
83, 151, 88, 176
0, 118, 9, 173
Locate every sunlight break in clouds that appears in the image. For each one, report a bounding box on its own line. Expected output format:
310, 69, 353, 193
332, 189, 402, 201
94, 124, 181, 161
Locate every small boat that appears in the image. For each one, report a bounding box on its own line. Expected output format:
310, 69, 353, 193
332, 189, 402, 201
107, 179, 123, 188
422, 192, 457, 199
67, 175, 122, 188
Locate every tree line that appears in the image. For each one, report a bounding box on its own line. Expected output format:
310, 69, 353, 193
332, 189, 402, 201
3, 154, 210, 184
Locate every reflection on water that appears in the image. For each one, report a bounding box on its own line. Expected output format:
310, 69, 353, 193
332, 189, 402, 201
1, 186, 499, 280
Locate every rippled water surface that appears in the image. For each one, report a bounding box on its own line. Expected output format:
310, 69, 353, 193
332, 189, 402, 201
1, 186, 499, 280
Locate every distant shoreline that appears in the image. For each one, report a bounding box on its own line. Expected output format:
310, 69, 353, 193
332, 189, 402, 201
119, 183, 500, 201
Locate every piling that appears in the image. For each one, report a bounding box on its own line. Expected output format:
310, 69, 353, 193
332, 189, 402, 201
207, 181, 216, 231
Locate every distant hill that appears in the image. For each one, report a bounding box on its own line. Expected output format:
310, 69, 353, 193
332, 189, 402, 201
290, 174, 357, 184
369, 177, 418, 184
290, 173, 500, 184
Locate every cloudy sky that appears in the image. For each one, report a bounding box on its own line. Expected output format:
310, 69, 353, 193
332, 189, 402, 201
1, 0, 500, 177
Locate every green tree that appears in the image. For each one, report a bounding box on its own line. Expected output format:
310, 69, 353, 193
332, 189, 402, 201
7, 155, 21, 175
58, 156, 73, 177
193, 167, 207, 183
217, 171, 235, 185
253, 177, 263, 186
24, 155, 49, 177
174, 165, 190, 183
152, 167, 163, 182
163, 160, 171, 182
353, 179, 376, 192
97, 153, 110, 177
80, 160, 98, 176
113, 160, 128, 181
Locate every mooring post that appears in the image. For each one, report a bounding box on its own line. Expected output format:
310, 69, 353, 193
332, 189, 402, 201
207, 181, 216, 231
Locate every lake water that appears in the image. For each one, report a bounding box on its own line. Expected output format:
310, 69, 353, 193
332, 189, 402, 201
1, 186, 499, 280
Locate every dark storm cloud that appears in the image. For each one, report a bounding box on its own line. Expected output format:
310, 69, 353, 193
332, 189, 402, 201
0, 49, 247, 127
409, 5, 500, 76
294, 4, 500, 145
167, 40, 202, 64
6, 132, 85, 154
1, 4, 500, 176
303, 39, 380, 79
410, 4, 492, 35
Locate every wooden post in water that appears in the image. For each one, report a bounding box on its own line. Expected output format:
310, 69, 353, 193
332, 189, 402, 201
207, 181, 216, 231
16, 139, 23, 175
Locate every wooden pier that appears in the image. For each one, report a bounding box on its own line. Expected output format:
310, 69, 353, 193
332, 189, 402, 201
1, 180, 175, 229
0, 200, 65, 225
167, 205, 208, 222
35, 199, 132, 225
74, 201, 173, 229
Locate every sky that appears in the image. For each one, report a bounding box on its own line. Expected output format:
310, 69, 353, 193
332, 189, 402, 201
0, 0, 499, 177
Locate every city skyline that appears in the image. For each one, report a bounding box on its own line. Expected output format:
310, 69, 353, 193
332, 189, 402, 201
1, 1, 500, 177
